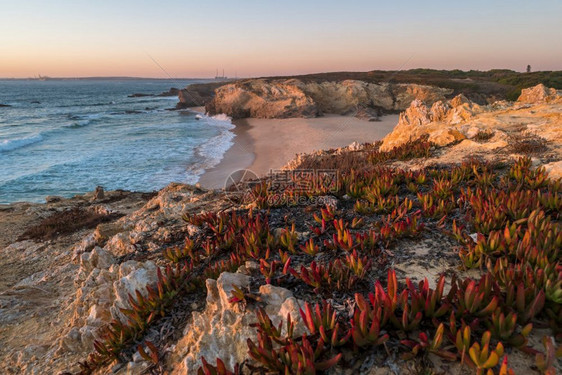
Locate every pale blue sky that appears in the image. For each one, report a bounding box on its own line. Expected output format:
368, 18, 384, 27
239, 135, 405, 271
0, 0, 560, 77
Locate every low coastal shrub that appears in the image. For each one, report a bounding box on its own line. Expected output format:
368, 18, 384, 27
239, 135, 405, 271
19, 207, 121, 241
474, 129, 495, 142
368, 136, 433, 164
510, 134, 548, 155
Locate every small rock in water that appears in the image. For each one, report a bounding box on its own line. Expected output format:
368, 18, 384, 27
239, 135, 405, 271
45, 195, 62, 203
128, 93, 153, 98
92, 186, 105, 201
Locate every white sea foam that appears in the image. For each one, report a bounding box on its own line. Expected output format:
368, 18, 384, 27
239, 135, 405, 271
0, 134, 43, 152
187, 113, 236, 181
210, 113, 233, 123
0, 78, 220, 203
63, 120, 91, 128
153, 96, 181, 100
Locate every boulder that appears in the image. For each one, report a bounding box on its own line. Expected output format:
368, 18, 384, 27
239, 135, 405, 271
517, 84, 562, 104
78, 247, 115, 279
110, 261, 159, 321
380, 95, 482, 151
104, 232, 135, 256
449, 93, 470, 107
543, 161, 562, 180
72, 233, 97, 259
157, 87, 180, 97
354, 107, 380, 121
92, 186, 104, 201
176, 82, 227, 109
169, 272, 305, 373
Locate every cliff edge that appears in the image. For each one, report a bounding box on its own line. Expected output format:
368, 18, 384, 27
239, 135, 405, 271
204, 79, 453, 119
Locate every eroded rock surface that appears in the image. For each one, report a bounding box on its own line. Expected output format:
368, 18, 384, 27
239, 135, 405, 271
176, 82, 230, 109
517, 83, 562, 104
0, 190, 152, 374
168, 271, 305, 374
205, 79, 453, 119
379, 85, 562, 168
0, 185, 227, 374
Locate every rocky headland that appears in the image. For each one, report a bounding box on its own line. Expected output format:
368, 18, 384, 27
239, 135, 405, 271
203, 79, 453, 119
175, 69, 562, 119
128, 88, 180, 98
176, 82, 230, 109
0, 84, 561, 375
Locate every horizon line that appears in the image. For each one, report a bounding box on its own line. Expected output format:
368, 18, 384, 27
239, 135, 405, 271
1, 67, 560, 80
0, 76, 216, 80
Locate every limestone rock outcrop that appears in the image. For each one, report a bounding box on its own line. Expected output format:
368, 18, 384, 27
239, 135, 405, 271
205, 79, 453, 119
61, 256, 158, 354
378, 85, 562, 174
59, 184, 223, 359
380, 94, 481, 151
205, 79, 318, 119
517, 83, 562, 104
176, 82, 230, 109
168, 272, 305, 373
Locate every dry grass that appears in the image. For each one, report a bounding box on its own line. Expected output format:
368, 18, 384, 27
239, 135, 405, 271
19, 207, 122, 241
510, 134, 548, 155
294, 151, 370, 171
473, 129, 495, 142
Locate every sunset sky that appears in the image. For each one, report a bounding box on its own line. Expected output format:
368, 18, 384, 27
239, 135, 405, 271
1, 0, 561, 78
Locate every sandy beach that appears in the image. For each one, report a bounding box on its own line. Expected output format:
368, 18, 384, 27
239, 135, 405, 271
198, 114, 399, 189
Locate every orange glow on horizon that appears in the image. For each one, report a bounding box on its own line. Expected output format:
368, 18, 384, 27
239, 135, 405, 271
1, 1, 561, 78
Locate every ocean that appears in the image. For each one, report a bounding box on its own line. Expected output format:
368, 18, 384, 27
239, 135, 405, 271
0, 79, 234, 204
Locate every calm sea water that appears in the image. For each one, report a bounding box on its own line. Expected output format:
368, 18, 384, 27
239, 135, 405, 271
0, 79, 233, 204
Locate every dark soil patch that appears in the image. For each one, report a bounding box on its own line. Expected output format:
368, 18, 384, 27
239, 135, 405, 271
18, 207, 123, 241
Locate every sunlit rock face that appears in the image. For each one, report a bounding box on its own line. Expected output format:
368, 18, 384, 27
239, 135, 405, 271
168, 271, 306, 374
205, 79, 453, 119
517, 83, 562, 104
380, 95, 482, 151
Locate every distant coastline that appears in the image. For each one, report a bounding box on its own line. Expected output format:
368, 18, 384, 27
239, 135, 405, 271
0, 76, 218, 81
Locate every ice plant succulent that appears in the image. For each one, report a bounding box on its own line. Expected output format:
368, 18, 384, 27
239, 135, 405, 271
197, 357, 240, 375
401, 323, 456, 360
350, 292, 390, 347
80, 155, 562, 374
467, 331, 505, 374
247, 309, 342, 373
300, 301, 351, 347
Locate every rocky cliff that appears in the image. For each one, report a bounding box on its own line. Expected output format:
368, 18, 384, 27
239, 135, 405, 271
1, 84, 561, 375
175, 82, 227, 109
379, 84, 562, 177
204, 79, 453, 119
